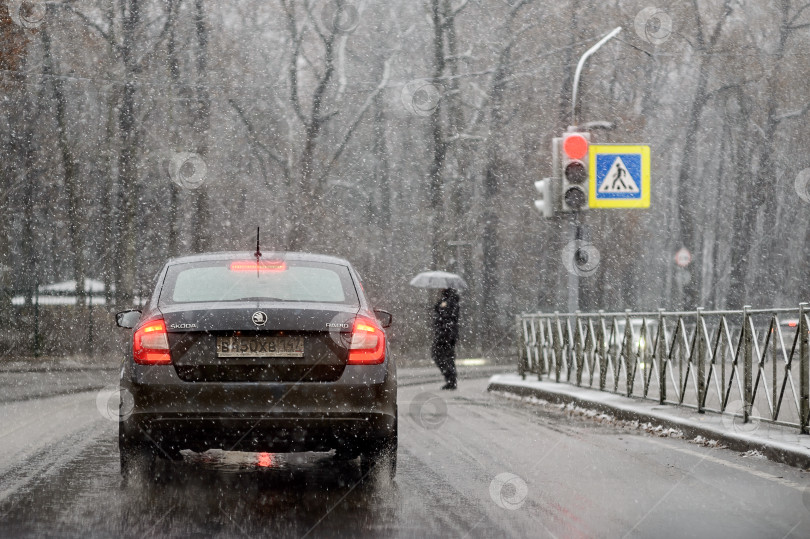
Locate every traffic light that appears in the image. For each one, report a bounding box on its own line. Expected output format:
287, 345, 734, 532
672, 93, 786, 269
560, 131, 590, 212
533, 178, 553, 218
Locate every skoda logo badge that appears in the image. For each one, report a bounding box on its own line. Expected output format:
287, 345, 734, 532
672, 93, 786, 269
252, 311, 268, 326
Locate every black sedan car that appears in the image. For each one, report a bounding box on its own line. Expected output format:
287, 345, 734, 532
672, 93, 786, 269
115, 252, 396, 480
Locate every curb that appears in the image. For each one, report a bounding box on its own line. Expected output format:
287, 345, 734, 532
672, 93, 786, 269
0, 365, 118, 374
488, 380, 810, 470
0, 384, 110, 405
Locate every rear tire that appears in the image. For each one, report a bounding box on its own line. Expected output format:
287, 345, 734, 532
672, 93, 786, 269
121, 442, 178, 485
120, 441, 156, 484
360, 414, 397, 480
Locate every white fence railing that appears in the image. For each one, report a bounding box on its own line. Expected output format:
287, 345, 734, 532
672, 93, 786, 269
516, 304, 810, 433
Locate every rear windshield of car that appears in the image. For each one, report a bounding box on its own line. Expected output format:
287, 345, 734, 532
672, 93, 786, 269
159, 259, 359, 306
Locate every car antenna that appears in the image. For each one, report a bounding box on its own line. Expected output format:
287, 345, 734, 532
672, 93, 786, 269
254, 227, 262, 278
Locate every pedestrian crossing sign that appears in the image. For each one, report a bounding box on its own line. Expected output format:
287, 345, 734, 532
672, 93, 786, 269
589, 144, 650, 208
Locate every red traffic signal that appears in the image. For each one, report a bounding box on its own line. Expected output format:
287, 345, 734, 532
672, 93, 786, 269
563, 133, 589, 160
561, 132, 591, 212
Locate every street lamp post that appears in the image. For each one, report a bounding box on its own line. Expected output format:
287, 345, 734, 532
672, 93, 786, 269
571, 27, 622, 127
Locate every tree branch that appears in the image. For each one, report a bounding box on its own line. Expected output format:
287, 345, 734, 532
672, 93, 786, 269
788, 1, 810, 27
449, 0, 469, 19
305, 0, 329, 44
281, 0, 309, 125
774, 101, 810, 121
135, 6, 177, 73
229, 99, 290, 181
318, 58, 392, 181
58, 4, 121, 56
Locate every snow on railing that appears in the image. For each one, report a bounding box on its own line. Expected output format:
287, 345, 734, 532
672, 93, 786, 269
515, 304, 810, 434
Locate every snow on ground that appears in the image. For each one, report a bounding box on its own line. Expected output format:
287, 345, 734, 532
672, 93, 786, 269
492, 390, 686, 439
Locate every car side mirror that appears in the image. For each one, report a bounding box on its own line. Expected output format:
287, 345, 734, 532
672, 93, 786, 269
374, 309, 393, 329
116, 309, 142, 329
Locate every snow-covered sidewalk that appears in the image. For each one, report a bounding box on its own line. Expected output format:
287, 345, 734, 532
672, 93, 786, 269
488, 373, 810, 469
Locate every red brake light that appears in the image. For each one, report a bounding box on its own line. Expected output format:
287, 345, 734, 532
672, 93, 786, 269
133, 319, 172, 365
347, 316, 386, 365
229, 260, 287, 272
256, 452, 274, 468
787, 321, 798, 328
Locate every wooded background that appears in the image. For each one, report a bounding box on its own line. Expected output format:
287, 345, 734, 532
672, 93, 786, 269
1, 0, 809, 358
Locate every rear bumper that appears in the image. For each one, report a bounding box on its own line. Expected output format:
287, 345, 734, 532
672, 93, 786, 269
121, 412, 395, 454
119, 358, 396, 454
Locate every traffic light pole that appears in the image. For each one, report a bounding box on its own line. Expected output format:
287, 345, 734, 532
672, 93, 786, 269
567, 212, 584, 312
564, 26, 620, 310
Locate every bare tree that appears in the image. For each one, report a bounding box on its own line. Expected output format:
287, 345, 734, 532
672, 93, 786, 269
674, 0, 734, 309
476, 0, 535, 341
229, 0, 392, 251
191, 0, 210, 253
40, 27, 85, 304
747, 0, 810, 304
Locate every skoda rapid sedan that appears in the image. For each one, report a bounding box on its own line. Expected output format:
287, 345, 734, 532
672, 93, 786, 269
115, 252, 396, 480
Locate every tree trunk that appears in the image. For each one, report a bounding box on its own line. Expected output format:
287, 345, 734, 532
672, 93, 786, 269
479, 5, 523, 341
428, 0, 447, 269
101, 89, 119, 306
752, 19, 790, 305
191, 0, 210, 253
115, 0, 141, 306
373, 89, 391, 282
42, 28, 85, 304
727, 88, 757, 308
13, 52, 44, 304
166, 0, 181, 257
674, 0, 733, 308
674, 69, 709, 309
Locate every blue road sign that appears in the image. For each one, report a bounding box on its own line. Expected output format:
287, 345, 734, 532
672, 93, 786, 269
589, 144, 650, 208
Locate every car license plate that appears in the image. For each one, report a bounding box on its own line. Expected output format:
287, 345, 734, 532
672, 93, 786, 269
217, 335, 305, 358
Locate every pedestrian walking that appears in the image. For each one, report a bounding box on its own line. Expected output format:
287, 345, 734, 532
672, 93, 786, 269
432, 288, 459, 390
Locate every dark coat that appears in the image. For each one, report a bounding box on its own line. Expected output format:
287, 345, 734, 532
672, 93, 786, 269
433, 288, 460, 346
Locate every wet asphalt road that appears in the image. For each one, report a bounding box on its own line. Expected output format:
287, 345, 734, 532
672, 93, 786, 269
1, 366, 809, 538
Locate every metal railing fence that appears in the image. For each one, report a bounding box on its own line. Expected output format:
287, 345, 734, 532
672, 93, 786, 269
516, 304, 810, 433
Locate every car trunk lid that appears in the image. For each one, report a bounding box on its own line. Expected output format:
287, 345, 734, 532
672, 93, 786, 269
160, 302, 358, 382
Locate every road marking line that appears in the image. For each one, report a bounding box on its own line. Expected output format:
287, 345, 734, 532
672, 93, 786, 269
781, 520, 802, 539
639, 436, 806, 492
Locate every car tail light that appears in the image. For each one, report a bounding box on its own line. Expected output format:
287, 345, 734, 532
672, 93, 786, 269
229, 260, 287, 272
347, 316, 386, 365
133, 319, 172, 365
